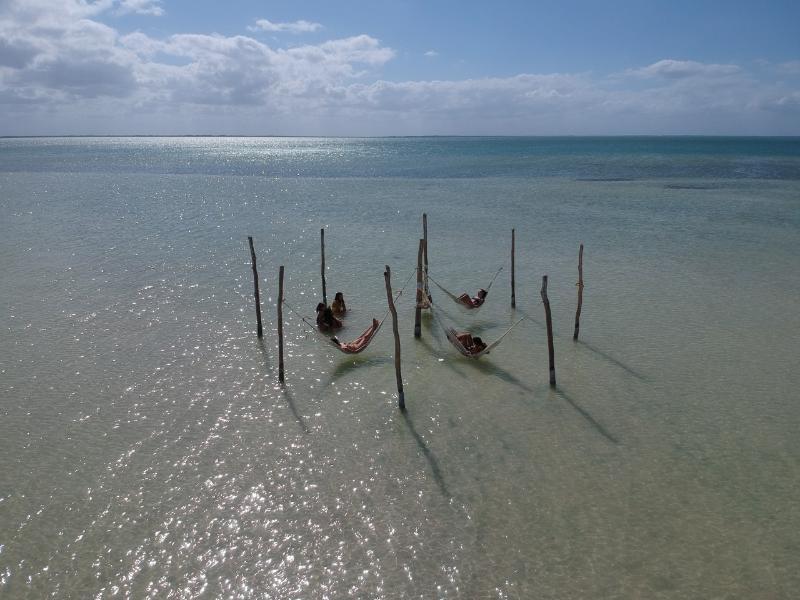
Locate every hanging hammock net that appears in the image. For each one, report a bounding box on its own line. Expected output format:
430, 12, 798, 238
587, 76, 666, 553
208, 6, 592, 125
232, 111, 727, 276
427, 265, 503, 310
282, 268, 415, 355
332, 318, 383, 354
440, 315, 526, 358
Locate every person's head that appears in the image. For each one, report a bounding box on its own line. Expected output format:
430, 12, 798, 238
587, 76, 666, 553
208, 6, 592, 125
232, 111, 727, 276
473, 336, 484, 347
316, 302, 325, 313
334, 292, 344, 302
477, 289, 488, 299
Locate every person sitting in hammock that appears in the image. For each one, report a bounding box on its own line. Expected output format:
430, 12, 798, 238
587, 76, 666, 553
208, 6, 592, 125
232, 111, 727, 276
457, 288, 488, 308
332, 318, 380, 353
331, 291, 347, 316
454, 331, 488, 354
316, 303, 342, 331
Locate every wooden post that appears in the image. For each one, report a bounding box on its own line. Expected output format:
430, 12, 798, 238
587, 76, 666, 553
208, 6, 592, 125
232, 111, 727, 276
384, 265, 405, 411
414, 238, 424, 338
247, 236, 263, 338
278, 265, 285, 383
573, 244, 584, 341
541, 275, 556, 387
320, 228, 327, 305
422, 213, 429, 293
511, 228, 516, 308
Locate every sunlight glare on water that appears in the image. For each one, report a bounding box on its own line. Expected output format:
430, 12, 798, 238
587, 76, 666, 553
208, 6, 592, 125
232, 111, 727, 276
1, 137, 799, 598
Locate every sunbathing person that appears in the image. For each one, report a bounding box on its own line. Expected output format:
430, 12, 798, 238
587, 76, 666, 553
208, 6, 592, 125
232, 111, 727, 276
331, 291, 347, 315
454, 331, 488, 354
457, 288, 488, 308
332, 318, 380, 353
316, 303, 342, 331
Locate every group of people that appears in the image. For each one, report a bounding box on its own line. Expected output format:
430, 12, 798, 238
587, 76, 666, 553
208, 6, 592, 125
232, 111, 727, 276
317, 292, 381, 353
316, 291, 347, 331
317, 289, 487, 356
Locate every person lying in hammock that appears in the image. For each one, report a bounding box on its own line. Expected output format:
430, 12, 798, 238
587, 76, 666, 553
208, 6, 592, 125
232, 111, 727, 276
457, 288, 488, 308
332, 318, 380, 353
316, 303, 342, 331
454, 331, 488, 354
331, 291, 347, 315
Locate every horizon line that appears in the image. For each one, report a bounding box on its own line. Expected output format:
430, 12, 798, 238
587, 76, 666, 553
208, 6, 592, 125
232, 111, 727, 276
2, 134, 800, 140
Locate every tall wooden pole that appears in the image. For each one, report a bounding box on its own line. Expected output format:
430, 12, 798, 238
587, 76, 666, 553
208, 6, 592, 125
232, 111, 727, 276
278, 265, 285, 383
384, 266, 405, 411
247, 236, 263, 338
320, 228, 327, 305
422, 213, 429, 294
573, 244, 584, 341
414, 238, 424, 338
541, 275, 556, 387
511, 229, 516, 308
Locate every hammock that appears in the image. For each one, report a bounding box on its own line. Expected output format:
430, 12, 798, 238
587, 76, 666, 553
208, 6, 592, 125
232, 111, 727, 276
437, 312, 526, 358
331, 318, 383, 354
428, 265, 503, 310
282, 268, 415, 355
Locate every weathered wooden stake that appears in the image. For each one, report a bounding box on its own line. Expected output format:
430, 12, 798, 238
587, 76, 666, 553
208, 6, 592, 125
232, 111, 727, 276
247, 236, 263, 338
541, 275, 556, 387
414, 238, 424, 338
384, 265, 405, 411
511, 228, 516, 308
278, 265, 285, 383
422, 213, 429, 289
320, 227, 327, 305
573, 243, 584, 341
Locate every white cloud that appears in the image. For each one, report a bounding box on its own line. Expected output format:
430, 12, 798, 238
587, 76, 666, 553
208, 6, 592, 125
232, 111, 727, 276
628, 59, 740, 79
424, 50, 438, 58
249, 18, 322, 34
0, 2, 797, 134
776, 60, 800, 75
117, 0, 163, 16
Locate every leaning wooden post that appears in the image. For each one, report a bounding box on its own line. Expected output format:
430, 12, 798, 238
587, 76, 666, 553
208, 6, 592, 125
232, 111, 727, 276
541, 275, 556, 387
384, 265, 405, 411
573, 244, 584, 341
422, 213, 429, 292
511, 228, 516, 308
320, 228, 327, 306
277, 265, 285, 383
247, 236, 263, 338
414, 238, 424, 338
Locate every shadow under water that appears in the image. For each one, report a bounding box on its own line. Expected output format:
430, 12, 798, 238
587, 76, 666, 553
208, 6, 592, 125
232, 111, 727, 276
456, 354, 533, 393
328, 355, 393, 383
256, 337, 273, 371
553, 388, 619, 445
280, 384, 311, 434
401, 410, 451, 499
575, 339, 647, 381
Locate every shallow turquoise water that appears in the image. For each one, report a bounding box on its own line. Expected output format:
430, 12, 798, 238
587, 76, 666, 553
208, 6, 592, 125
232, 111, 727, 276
1, 137, 799, 598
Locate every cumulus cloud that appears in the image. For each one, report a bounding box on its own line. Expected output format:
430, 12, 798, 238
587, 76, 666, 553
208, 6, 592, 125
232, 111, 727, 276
0, 1, 798, 134
249, 19, 322, 34
628, 59, 740, 79
776, 60, 800, 75
117, 0, 163, 16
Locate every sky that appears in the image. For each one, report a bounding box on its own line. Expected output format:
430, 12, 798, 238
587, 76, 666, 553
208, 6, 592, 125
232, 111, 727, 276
0, 0, 799, 136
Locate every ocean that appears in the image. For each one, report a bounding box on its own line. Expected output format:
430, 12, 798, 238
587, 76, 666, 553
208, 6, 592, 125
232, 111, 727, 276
1, 136, 799, 598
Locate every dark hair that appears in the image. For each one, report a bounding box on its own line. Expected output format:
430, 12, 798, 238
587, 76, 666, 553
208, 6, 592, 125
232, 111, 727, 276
316, 302, 326, 312
335, 292, 344, 300
473, 337, 484, 346
477, 289, 488, 298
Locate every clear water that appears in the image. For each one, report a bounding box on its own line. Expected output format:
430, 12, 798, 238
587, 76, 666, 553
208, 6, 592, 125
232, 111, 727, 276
1, 137, 799, 598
